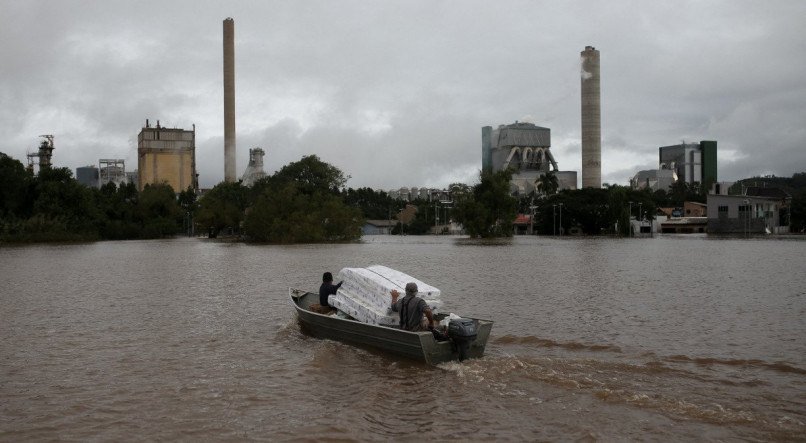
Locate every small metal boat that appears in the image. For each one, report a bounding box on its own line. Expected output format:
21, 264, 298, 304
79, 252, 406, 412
289, 288, 493, 365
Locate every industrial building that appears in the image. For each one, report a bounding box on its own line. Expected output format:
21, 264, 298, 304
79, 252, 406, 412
137, 120, 197, 193
481, 122, 576, 194
659, 141, 717, 186
707, 187, 791, 235
99, 159, 127, 188
240, 148, 267, 187
76, 165, 99, 188
630, 168, 677, 192
26, 135, 54, 175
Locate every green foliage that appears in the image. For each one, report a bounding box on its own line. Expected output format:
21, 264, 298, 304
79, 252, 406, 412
0, 151, 186, 242
138, 183, 181, 238
731, 174, 806, 198
29, 167, 103, 239
270, 154, 348, 195
0, 153, 33, 219
342, 187, 396, 219
535, 171, 559, 197
668, 181, 705, 206
195, 181, 247, 236
405, 207, 433, 235
530, 186, 656, 236
790, 190, 806, 233
242, 155, 362, 243
243, 183, 362, 243
453, 169, 518, 238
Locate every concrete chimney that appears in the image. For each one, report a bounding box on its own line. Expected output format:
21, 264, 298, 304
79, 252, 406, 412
580, 46, 601, 188
223, 18, 236, 182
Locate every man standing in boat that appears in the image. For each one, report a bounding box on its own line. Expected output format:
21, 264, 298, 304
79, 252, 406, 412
319, 272, 342, 308
390, 282, 435, 332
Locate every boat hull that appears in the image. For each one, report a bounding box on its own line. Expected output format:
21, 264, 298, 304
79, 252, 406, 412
289, 288, 492, 365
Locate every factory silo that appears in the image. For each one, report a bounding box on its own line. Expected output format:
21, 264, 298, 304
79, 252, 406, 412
580, 46, 601, 188
223, 18, 236, 182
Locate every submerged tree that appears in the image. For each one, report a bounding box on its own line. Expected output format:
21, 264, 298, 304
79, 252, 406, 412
195, 181, 247, 236
243, 156, 362, 243
453, 169, 518, 238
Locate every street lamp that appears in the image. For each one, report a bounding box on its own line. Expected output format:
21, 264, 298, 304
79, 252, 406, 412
744, 199, 750, 238
440, 200, 452, 235
628, 201, 634, 237
529, 205, 537, 235
558, 203, 564, 236
638, 202, 643, 235
434, 201, 438, 230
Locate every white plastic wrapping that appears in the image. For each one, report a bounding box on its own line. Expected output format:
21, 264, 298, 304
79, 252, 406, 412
332, 266, 443, 327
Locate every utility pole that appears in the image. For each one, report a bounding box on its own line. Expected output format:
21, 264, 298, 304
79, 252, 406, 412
628, 201, 633, 237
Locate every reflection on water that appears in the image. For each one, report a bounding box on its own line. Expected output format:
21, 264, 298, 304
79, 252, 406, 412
1, 236, 804, 440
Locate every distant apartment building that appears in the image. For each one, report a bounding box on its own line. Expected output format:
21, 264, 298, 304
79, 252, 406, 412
659, 141, 717, 186
137, 120, 197, 193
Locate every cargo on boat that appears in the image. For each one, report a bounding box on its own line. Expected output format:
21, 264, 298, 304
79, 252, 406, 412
289, 288, 493, 365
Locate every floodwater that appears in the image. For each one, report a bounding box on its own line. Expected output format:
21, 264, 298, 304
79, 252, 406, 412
1, 235, 804, 441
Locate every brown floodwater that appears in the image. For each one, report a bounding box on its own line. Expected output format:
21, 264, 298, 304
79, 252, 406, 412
1, 235, 804, 441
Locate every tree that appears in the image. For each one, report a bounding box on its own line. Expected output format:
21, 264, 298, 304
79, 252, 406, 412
138, 183, 181, 238
790, 190, 806, 233
453, 169, 518, 238
535, 170, 559, 197
270, 154, 348, 195
242, 156, 363, 243
244, 182, 362, 243
342, 187, 396, 219
0, 153, 33, 220
97, 182, 141, 239
28, 167, 103, 240
195, 181, 247, 236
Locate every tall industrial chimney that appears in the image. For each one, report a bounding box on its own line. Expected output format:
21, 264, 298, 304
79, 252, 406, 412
580, 46, 601, 188
223, 18, 236, 183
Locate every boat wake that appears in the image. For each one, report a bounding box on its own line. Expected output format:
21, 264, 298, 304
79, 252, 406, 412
434, 345, 806, 439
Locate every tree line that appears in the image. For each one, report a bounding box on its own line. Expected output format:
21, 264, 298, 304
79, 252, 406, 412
3, 149, 805, 242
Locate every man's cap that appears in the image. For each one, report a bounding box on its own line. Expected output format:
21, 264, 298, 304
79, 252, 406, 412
405, 282, 418, 294
323, 272, 333, 282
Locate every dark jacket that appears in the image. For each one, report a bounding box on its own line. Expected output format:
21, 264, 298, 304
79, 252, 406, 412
319, 281, 342, 307
391, 293, 429, 331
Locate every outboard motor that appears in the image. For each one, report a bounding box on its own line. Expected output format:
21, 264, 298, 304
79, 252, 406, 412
447, 318, 478, 361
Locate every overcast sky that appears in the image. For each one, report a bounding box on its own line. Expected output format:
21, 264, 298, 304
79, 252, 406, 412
1, 0, 804, 190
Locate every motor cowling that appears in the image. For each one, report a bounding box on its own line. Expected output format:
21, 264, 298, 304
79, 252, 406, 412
447, 318, 478, 361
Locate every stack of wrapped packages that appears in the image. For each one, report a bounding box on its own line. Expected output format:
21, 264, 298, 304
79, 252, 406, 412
328, 265, 443, 326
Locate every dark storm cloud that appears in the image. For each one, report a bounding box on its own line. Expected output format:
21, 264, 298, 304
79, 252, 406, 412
1, 0, 804, 191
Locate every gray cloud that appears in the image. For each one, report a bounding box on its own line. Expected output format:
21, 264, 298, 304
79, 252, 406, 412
2, 0, 804, 191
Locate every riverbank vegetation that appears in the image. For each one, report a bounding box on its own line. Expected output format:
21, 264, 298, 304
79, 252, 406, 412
3, 149, 805, 242
0, 152, 365, 243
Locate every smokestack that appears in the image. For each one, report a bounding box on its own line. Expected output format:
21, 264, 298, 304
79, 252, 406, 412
223, 17, 236, 182
580, 45, 601, 188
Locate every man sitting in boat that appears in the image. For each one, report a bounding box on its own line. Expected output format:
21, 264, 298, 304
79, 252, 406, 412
390, 283, 436, 332
319, 272, 342, 308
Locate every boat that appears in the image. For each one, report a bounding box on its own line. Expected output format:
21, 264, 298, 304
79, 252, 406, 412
289, 287, 493, 365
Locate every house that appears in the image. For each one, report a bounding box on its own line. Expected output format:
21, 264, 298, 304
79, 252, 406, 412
362, 220, 396, 235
